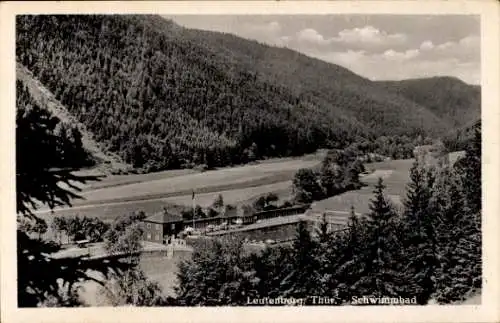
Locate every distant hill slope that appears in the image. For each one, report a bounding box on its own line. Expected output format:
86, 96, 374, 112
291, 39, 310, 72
181, 26, 452, 136
16, 15, 466, 172
17, 63, 131, 174
442, 118, 481, 152
375, 77, 481, 129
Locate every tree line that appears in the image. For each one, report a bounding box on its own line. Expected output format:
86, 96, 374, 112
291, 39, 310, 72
16, 15, 455, 173
175, 126, 481, 305
15, 77, 481, 306
16, 79, 167, 307
292, 149, 365, 204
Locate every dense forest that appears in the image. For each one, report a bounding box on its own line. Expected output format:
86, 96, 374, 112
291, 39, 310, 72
376, 77, 480, 129
442, 119, 481, 152
16, 84, 165, 306
176, 125, 482, 305
16, 79, 94, 171
15, 53, 483, 306
15, 15, 479, 172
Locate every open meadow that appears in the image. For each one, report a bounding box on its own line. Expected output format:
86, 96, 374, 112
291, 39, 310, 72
35, 152, 325, 221
36, 153, 416, 226
77, 251, 192, 306
311, 157, 413, 215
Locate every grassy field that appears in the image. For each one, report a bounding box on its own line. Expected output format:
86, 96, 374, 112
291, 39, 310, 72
35, 153, 324, 220
78, 168, 199, 191
140, 251, 192, 296
77, 251, 191, 305
164, 180, 293, 207
36, 152, 459, 222
311, 158, 413, 215
75, 157, 321, 205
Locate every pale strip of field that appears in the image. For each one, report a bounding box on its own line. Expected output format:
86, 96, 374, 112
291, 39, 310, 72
163, 181, 293, 207
312, 157, 412, 215
311, 190, 403, 215
73, 158, 320, 205
79, 168, 199, 191
35, 181, 293, 222
360, 169, 394, 181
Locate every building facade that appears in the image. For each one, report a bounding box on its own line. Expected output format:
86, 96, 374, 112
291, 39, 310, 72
143, 211, 184, 244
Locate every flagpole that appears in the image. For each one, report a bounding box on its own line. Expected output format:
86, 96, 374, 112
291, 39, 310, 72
192, 190, 195, 230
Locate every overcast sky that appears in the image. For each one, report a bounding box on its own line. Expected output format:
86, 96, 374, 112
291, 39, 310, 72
164, 15, 480, 85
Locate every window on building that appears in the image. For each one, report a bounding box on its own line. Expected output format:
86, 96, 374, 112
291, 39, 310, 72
147, 233, 151, 240
156, 224, 161, 230
156, 234, 160, 241
147, 223, 151, 229
171, 223, 175, 230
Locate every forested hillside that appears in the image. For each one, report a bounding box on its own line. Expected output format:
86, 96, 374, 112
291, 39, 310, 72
176, 124, 482, 305
442, 119, 481, 151
376, 77, 480, 129
16, 15, 476, 172
16, 79, 94, 171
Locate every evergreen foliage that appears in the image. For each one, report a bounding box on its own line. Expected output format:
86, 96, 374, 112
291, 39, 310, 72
175, 237, 259, 305
176, 144, 482, 305
402, 161, 439, 304
348, 179, 408, 299
101, 269, 168, 306
377, 77, 480, 129
15, 15, 474, 173
292, 168, 324, 203
455, 125, 481, 213
293, 149, 365, 204
16, 83, 155, 307
280, 221, 323, 300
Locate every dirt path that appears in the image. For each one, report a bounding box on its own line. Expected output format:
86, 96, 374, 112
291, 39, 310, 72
16, 63, 131, 175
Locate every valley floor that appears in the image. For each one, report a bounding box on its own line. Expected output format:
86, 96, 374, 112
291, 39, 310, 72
34, 152, 325, 221
34, 153, 416, 226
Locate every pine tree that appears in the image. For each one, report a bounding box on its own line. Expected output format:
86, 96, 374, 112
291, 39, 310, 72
16, 92, 133, 307
430, 124, 482, 303
316, 213, 332, 245
351, 178, 405, 299
366, 178, 397, 225
458, 126, 481, 213
250, 245, 294, 299
431, 167, 481, 303
328, 206, 365, 303
280, 220, 323, 301
402, 160, 438, 304
175, 237, 259, 306
212, 194, 224, 211
314, 213, 336, 295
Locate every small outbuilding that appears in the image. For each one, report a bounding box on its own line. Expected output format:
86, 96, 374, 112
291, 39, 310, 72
143, 210, 184, 244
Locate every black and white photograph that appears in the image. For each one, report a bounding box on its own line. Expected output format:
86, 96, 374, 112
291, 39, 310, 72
1, 1, 499, 323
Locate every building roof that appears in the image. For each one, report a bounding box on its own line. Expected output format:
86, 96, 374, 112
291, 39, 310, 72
144, 212, 183, 224
207, 214, 306, 236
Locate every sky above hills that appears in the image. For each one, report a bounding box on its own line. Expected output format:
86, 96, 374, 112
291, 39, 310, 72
165, 15, 480, 85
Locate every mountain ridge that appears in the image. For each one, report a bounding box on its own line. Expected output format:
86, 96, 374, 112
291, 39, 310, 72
375, 77, 481, 129
15, 14, 480, 173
